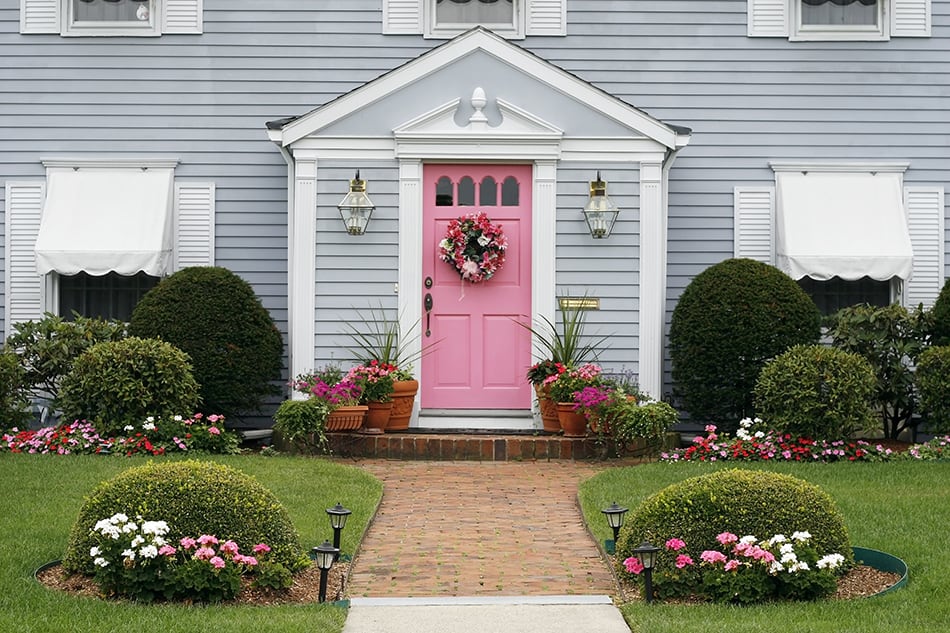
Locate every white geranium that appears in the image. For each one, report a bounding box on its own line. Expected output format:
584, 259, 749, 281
139, 545, 159, 559
90, 546, 101, 557
121, 549, 136, 560
93, 557, 109, 568
816, 553, 845, 570
141, 520, 169, 536
791, 531, 812, 542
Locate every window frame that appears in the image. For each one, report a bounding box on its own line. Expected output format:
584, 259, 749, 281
426, 0, 524, 39
57, 270, 161, 322
63, 0, 159, 37
791, 0, 886, 41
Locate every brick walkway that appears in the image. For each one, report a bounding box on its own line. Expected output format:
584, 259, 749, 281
346, 460, 620, 598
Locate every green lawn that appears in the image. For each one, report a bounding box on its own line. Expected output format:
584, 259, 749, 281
0, 454, 383, 633
579, 461, 950, 633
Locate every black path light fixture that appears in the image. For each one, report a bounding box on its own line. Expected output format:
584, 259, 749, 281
312, 540, 340, 603
582, 171, 621, 239
326, 502, 352, 561
337, 169, 376, 235
600, 501, 629, 555
632, 541, 662, 604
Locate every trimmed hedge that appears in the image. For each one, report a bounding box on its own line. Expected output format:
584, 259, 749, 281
754, 344, 876, 440
129, 267, 284, 420
63, 460, 305, 575
916, 345, 950, 434
670, 258, 821, 430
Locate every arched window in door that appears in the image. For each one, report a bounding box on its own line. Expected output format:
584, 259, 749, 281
458, 176, 476, 206
501, 176, 519, 206
435, 176, 453, 206
480, 176, 498, 206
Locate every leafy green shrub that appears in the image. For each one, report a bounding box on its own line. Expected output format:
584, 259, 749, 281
670, 259, 820, 430
612, 400, 678, 447
63, 461, 305, 575
58, 337, 200, 436
129, 267, 284, 419
916, 346, 950, 434
827, 303, 930, 439
0, 351, 32, 427
617, 469, 852, 599
4, 312, 125, 403
928, 277, 950, 346
273, 398, 330, 454
754, 344, 876, 440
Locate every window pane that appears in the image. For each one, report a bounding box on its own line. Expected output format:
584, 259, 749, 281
435, 0, 515, 25
501, 176, 519, 206
59, 272, 160, 322
458, 177, 475, 206
480, 177, 498, 206
435, 176, 454, 206
801, 0, 877, 26
797, 276, 890, 316
74, 0, 151, 22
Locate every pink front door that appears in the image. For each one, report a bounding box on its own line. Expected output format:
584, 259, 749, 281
421, 164, 533, 409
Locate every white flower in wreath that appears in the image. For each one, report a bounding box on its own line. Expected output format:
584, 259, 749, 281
439, 238, 453, 252
461, 260, 480, 279
477, 234, 491, 247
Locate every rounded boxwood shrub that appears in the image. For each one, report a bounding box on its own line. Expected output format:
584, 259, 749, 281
58, 337, 200, 437
62, 460, 305, 575
754, 344, 877, 440
129, 266, 284, 420
670, 258, 821, 430
916, 345, 950, 434
617, 469, 853, 592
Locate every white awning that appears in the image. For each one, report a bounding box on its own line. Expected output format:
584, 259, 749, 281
35, 169, 174, 276
775, 171, 913, 281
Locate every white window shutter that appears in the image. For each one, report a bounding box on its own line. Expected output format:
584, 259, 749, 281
891, 0, 930, 37
734, 186, 775, 263
748, 0, 788, 37
20, 0, 59, 34
383, 0, 423, 34
162, 0, 203, 34
904, 186, 944, 309
174, 182, 215, 269
526, 0, 566, 36
4, 182, 47, 337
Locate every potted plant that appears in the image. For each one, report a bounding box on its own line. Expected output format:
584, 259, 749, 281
345, 361, 396, 434
273, 398, 331, 454
293, 366, 367, 432
547, 363, 604, 437
526, 359, 567, 433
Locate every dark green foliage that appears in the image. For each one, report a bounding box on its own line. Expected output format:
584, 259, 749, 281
272, 398, 330, 454
4, 312, 126, 402
63, 460, 305, 574
916, 345, 950, 434
754, 344, 877, 440
827, 303, 930, 439
669, 259, 821, 430
129, 267, 284, 420
58, 337, 200, 436
928, 277, 950, 346
617, 469, 853, 587
0, 351, 32, 427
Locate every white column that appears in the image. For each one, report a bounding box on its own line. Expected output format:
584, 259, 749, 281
289, 153, 318, 400
533, 160, 558, 338
638, 158, 666, 400
398, 159, 423, 419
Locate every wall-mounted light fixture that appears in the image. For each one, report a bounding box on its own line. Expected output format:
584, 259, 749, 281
337, 170, 375, 235
582, 171, 620, 239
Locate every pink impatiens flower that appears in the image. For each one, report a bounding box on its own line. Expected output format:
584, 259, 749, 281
665, 538, 686, 551
675, 554, 694, 569
623, 557, 644, 575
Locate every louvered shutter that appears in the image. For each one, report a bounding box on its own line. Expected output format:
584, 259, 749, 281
383, 0, 423, 34
20, 0, 59, 34
526, 0, 566, 36
747, 0, 788, 37
891, 0, 930, 37
904, 186, 944, 309
174, 182, 215, 269
4, 182, 47, 337
163, 0, 202, 34
734, 187, 775, 263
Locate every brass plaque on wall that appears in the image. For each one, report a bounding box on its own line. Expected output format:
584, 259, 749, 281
558, 297, 600, 310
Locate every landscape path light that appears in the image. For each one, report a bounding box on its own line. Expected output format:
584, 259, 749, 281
312, 540, 339, 603
326, 502, 352, 561
601, 501, 628, 555
632, 541, 662, 604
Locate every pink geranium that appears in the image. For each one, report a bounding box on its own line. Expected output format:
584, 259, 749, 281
220, 540, 240, 556
665, 538, 686, 551
209, 556, 226, 569
194, 546, 215, 561
675, 554, 695, 569
158, 544, 177, 557
623, 556, 644, 575
252, 543, 272, 555
197, 534, 219, 546
716, 532, 738, 545
180, 537, 197, 550
700, 550, 728, 565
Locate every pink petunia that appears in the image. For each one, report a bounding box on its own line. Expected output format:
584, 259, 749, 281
210, 556, 226, 569
675, 554, 695, 569
665, 538, 686, 551
623, 557, 644, 575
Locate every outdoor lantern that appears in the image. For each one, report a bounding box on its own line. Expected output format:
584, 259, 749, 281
582, 171, 620, 239
632, 541, 662, 604
601, 501, 629, 554
326, 502, 352, 560
337, 169, 375, 235
312, 540, 339, 603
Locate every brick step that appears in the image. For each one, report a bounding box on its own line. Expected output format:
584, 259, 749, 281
326, 431, 608, 461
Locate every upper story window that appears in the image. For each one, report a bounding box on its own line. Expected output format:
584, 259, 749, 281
20, 0, 202, 36
747, 0, 930, 40
382, 0, 566, 39
432, 0, 517, 37
67, 0, 157, 36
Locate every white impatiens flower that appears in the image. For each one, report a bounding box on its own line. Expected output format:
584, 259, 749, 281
791, 531, 812, 542
139, 545, 159, 559
737, 428, 752, 441
754, 431, 765, 438
93, 557, 110, 568
124, 425, 135, 432
142, 422, 156, 431
173, 415, 183, 421
739, 417, 754, 428
146, 416, 155, 423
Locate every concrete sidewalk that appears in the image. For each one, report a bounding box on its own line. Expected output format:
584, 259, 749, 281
342, 595, 630, 633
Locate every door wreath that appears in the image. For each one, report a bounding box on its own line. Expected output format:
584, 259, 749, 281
438, 211, 508, 283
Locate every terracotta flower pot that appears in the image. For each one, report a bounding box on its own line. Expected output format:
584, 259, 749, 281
362, 401, 393, 434
535, 383, 561, 434
556, 402, 588, 438
325, 405, 367, 432
387, 379, 418, 431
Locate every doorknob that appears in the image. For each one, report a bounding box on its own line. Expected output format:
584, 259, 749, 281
424, 292, 433, 337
